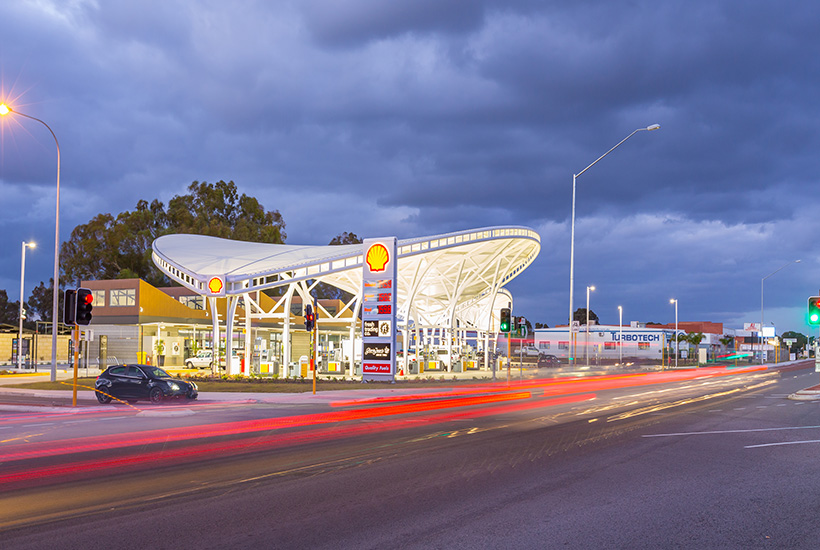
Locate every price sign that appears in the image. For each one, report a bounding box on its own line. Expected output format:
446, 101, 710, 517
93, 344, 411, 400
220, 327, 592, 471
361, 238, 397, 381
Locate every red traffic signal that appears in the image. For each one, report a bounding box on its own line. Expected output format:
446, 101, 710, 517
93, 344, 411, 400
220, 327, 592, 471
304, 304, 315, 332
75, 288, 94, 325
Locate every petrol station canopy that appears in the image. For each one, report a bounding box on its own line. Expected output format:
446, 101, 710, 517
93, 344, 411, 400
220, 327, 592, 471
152, 225, 540, 327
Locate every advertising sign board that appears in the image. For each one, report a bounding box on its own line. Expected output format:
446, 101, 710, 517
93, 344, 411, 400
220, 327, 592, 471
361, 237, 397, 381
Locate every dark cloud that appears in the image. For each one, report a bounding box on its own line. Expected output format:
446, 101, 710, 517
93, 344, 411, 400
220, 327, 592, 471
301, 0, 487, 48
1, 0, 819, 333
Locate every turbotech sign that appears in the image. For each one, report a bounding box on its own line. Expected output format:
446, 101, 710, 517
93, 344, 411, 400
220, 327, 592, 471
612, 333, 661, 342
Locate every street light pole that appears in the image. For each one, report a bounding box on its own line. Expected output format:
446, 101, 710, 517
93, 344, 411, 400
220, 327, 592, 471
585, 285, 595, 367
18, 241, 36, 369
670, 298, 678, 368
618, 305, 623, 365
569, 124, 660, 368
760, 260, 800, 364
1, 104, 61, 382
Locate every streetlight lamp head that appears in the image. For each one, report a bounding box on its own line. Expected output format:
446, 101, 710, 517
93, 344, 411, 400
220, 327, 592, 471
589, 285, 596, 291
0, 104, 10, 116
670, 298, 676, 304
27, 241, 36, 249
646, 124, 660, 131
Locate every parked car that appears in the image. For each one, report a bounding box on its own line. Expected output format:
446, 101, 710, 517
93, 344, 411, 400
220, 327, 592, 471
537, 353, 561, 368
95, 364, 198, 404
186, 350, 215, 369
515, 346, 542, 357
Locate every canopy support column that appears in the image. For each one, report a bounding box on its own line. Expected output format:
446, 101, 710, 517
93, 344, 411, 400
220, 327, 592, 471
283, 284, 295, 378
225, 295, 239, 376
208, 297, 220, 376
349, 295, 362, 378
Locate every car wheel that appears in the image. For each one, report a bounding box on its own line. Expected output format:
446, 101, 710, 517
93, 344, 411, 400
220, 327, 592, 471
208, 362, 213, 369
95, 389, 112, 404
186, 361, 194, 368
149, 387, 164, 404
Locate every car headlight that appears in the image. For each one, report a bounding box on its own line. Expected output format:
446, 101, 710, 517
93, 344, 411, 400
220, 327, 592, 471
168, 382, 180, 391
190, 381, 198, 390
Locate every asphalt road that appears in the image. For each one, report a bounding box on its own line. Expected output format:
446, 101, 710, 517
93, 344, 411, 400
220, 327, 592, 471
2, 365, 819, 549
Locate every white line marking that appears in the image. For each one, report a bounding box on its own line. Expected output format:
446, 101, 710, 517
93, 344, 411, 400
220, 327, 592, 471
644, 425, 820, 438
22, 422, 55, 427
733, 407, 746, 411
746, 440, 820, 449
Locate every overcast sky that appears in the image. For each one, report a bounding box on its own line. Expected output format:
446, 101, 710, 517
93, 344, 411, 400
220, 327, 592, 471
1, 0, 818, 334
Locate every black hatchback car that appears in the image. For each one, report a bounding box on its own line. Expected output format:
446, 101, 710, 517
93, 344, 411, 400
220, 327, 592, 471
537, 353, 562, 368
95, 364, 198, 404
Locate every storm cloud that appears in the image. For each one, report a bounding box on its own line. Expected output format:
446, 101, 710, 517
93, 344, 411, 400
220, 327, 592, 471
1, 0, 818, 332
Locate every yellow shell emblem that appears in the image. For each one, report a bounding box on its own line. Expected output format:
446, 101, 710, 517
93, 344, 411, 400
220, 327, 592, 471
366, 243, 390, 272
208, 277, 224, 294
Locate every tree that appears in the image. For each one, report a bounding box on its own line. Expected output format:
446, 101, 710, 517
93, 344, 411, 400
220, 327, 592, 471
719, 334, 735, 349
573, 308, 599, 325
534, 322, 550, 329
26, 280, 67, 330
313, 231, 363, 301
780, 331, 807, 354
329, 232, 361, 246
165, 181, 285, 243
60, 180, 286, 287
0, 289, 19, 325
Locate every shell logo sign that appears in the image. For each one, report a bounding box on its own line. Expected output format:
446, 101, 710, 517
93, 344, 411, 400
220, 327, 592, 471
366, 243, 390, 272
207, 276, 224, 294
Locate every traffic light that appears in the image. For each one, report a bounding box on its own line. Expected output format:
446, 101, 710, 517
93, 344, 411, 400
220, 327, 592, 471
500, 308, 511, 333
63, 289, 77, 326
75, 287, 94, 325
304, 304, 315, 332
808, 296, 820, 325
518, 317, 527, 338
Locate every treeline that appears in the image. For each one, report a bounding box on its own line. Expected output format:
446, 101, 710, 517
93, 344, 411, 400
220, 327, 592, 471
2, 180, 360, 326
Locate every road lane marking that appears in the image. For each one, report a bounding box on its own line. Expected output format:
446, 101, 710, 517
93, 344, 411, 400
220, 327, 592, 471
644, 425, 820, 438
746, 440, 820, 449
21, 423, 56, 427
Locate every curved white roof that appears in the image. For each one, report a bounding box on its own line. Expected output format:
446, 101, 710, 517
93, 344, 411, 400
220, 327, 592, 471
152, 226, 540, 325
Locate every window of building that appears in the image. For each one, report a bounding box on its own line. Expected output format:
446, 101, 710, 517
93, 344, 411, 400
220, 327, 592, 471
91, 290, 106, 307
180, 295, 204, 310
604, 342, 616, 350
110, 288, 136, 307
538, 342, 550, 350
638, 342, 650, 350
558, 341, 569, 350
